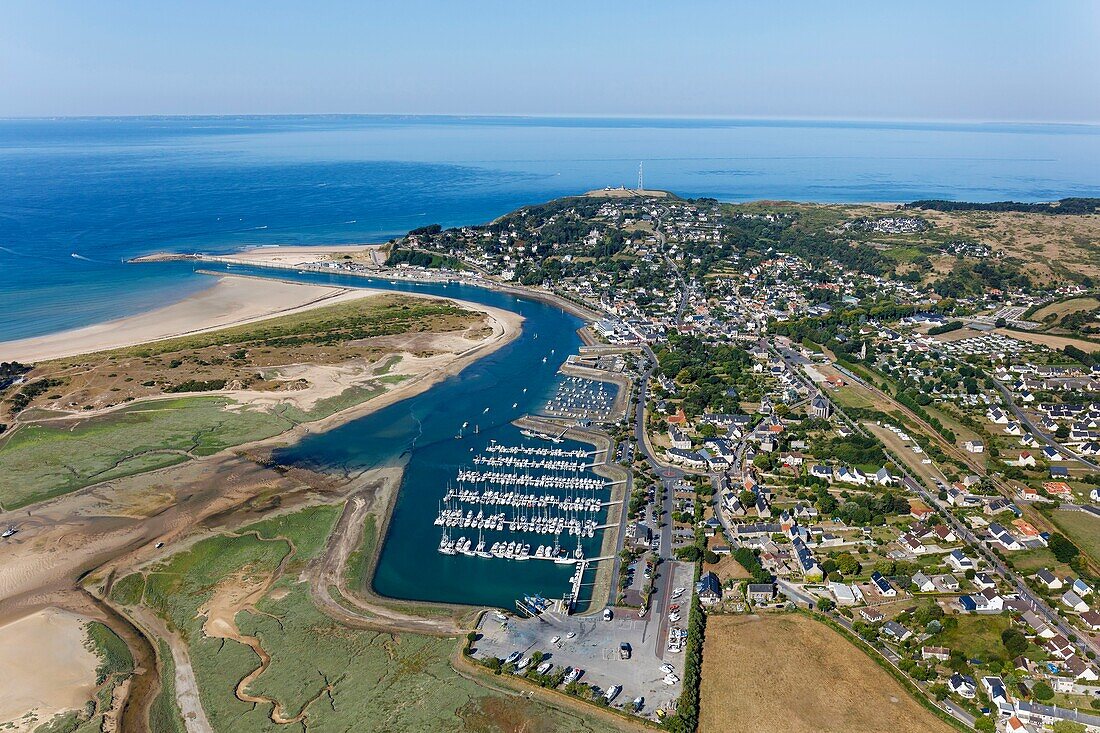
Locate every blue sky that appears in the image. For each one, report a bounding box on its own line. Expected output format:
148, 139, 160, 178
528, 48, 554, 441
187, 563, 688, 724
2, 1, 1098, 121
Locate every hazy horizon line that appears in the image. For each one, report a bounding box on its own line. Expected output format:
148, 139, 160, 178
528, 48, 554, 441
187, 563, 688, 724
2, 112, 1099, 128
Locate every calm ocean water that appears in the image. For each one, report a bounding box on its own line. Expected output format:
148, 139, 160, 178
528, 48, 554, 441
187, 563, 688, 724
2, 115, 1100, 341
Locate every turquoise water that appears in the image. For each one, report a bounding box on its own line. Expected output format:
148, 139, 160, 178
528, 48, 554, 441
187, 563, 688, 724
4, 116, 1100, 341
202, 263, 605, 609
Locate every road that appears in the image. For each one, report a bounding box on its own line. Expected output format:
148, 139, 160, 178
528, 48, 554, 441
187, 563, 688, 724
631, 349, 685, 659
623, 231, 694, 659
992, 378, 1100, 471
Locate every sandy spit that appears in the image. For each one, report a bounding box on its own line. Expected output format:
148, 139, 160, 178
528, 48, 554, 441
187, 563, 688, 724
0, 275, 378, 363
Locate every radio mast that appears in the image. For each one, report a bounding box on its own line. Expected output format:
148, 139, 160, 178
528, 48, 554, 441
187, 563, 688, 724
637, 161, 644, 191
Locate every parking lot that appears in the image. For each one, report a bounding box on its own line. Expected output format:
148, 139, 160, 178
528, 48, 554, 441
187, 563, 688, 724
472, 602, 686, 719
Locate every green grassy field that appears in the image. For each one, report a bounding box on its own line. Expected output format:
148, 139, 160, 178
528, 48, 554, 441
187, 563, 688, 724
1049, 509, 1100, 567
0, 396, 291, 508
0, 379, 394, 510
345, 514, 378, 592
117, 294, 471, 359
1009, 546, 1075, 579
134, 505, 620, 733
0, 293, 477, 510
933, 615, 1011, 663
831, 386, 876, 410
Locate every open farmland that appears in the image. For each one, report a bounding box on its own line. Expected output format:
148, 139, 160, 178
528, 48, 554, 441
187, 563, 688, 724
699, 614, 957, 733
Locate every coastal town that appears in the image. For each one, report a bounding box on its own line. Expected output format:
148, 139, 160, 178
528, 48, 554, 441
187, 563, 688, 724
3, 190, 1100, 733
345, 191, 1100, 732
2, 6, 1099, 733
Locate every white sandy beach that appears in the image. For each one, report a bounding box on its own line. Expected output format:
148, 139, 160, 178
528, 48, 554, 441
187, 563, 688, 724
227, 244, 380, 266
0, 275, 379, 363
0, 607, 100, 731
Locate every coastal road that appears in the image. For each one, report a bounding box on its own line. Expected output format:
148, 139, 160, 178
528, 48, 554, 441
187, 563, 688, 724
628, 344, 688, 659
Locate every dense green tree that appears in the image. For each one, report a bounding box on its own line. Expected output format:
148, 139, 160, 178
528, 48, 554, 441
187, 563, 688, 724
1049, 533, 1080, 563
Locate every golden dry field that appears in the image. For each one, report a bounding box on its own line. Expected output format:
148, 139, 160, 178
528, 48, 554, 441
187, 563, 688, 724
699, 614, 957, 733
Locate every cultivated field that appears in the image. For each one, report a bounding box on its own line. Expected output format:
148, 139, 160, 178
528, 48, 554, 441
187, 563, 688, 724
699, 614, 957, 733
703, 551, 751, 584
991, 327, 1100, 354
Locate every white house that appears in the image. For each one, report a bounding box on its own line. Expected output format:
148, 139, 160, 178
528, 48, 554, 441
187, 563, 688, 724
947, 549, 976, 572
912, 572, 936, 593
870, 571, 896, 597
1062, 590, 1090, 613
1012, 452, 1037, 467
1035, 569, 1063, 590
975, 587, 1004, 613
949, 673, 977, 699
668, 426, 692, 450
988, 522, 1023, 551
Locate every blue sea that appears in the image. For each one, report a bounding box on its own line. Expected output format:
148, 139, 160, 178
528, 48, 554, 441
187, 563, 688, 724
3, 115, 1100, 341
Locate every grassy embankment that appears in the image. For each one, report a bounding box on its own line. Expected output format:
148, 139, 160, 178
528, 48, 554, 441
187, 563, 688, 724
0, 294, 478, 509
111, 504, 619, 732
